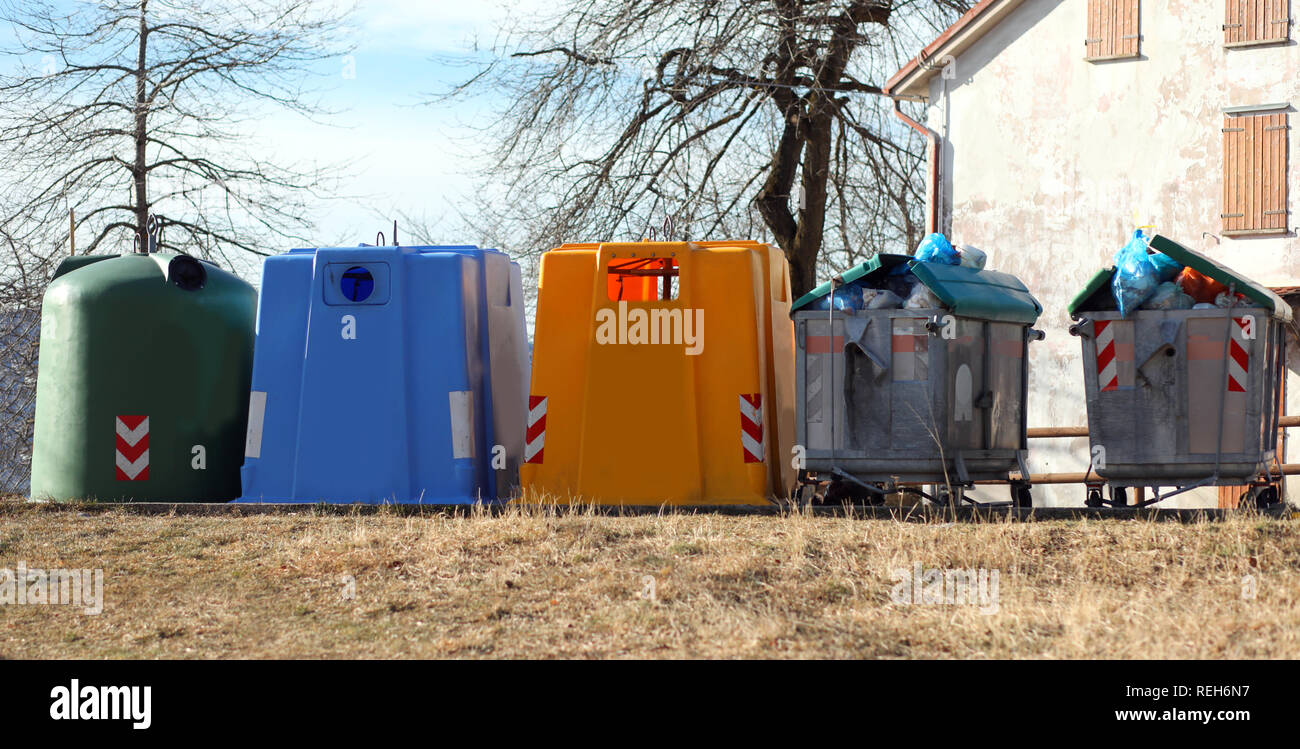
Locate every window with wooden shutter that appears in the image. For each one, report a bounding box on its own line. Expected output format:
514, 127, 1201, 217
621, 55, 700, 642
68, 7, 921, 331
1086, 0, 1141, 60
1225, 0, 1292, 46
1222, 110, 1290, 236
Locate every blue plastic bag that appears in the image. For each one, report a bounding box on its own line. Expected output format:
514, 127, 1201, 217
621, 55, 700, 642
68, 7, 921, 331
1111, 230, 1158, 318
913, 233, 960, 265
1148, 251, 1182, 283
811, 281, 863, 311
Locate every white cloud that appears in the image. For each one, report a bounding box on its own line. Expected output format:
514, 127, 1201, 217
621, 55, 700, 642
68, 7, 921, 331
351, 0, 548, 55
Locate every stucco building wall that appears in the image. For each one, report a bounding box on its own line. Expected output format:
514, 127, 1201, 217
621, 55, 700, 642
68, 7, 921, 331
923, 0, 1298, 506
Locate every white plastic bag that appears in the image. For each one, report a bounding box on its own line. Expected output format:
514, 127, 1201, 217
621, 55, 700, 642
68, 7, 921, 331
904, 283, 943, 310
959, 245, 987, 270
862, 288, 903, 310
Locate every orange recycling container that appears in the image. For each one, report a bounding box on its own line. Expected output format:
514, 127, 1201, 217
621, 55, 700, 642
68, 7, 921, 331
521, 240, 796, 505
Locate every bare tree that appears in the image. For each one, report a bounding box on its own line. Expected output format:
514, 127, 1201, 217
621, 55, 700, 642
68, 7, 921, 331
0, 0, 354, 491
446, 0, 968, 296
0, 0, 355, 267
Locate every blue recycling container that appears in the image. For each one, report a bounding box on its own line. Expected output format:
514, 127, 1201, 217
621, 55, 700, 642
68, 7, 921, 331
237, 245, 530, 504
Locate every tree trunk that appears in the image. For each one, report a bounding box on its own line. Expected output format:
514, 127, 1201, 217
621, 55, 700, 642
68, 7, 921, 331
788, 101, 836, 297
133, 1, 149, 253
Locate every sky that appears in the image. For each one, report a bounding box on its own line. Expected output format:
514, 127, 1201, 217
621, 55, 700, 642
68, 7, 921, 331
259, 0, 538, 248
0, 0, 543, 261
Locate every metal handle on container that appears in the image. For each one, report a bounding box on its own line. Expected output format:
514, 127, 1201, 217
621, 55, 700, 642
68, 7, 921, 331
1068, 318, 1091, 338
1027, 328, 1045, 342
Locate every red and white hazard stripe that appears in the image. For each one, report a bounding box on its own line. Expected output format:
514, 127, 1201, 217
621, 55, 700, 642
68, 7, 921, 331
524, 395, 547, 464
115, 415, 149, 481
740, 393, 764, 463
1228, 317, 1250, 393
1095, 320, 1118, 392
1094, 319, 1137, 391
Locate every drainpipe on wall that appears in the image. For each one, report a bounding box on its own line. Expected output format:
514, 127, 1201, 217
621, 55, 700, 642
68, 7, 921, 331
892, 99, 941, 237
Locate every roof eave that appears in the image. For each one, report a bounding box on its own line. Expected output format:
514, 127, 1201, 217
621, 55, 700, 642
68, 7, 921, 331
885, 0, 1026, 100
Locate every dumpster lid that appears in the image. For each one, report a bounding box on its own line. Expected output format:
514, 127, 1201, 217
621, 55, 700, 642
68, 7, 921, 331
791, 253, 912, 312
1067, 235, 1293, 322
1067, 266, 1116, 318
909, 262, 1043, 325
792, 254, 1042, 324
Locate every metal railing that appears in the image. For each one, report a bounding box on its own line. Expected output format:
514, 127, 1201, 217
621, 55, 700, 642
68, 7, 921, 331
1008, 416, 1300, 485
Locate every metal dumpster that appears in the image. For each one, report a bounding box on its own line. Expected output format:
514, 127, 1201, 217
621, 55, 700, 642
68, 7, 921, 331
792, 255, 1043, 506
1068, 235, 1290, 506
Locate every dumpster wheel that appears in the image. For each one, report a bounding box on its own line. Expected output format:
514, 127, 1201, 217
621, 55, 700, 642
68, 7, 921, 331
1240, 485, 1280, 510
1010, 481, 1033, 509
824, 477, 885, 506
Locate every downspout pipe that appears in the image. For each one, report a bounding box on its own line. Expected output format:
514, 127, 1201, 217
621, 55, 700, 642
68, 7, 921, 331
891, 99, 941, 237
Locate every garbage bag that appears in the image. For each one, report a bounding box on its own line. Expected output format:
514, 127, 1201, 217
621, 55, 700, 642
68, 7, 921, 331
1111, 230, 1159, 318
1192, 303, 1216, 310
1176, 267, 1229, 304
1215, 291, 1248, 308
913, 233, 960, 265
905, 282, 944, 309
1148, 251, 1183, 283
810, 287, 859, 311
1140, 281, 1194, 310
888, 262, 913, 276
862, 288, 904, 310
881, 273, 916, 300
959, 244, 987, 270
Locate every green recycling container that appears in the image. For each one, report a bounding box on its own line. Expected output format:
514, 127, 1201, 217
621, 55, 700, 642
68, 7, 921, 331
30, 253, 256, 502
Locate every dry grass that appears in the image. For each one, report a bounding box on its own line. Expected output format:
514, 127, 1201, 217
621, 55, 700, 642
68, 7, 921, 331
0, 499, 1297, 659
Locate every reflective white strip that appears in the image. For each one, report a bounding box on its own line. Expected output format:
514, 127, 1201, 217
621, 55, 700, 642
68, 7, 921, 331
115, 450, 149, 480
245, 391, 267, 459
738, 394, 762, 424
116, 416, 149, 447
449, 390, 476, 459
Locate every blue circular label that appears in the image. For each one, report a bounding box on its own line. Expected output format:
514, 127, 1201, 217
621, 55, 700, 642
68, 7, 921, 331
340, 266, 374, 302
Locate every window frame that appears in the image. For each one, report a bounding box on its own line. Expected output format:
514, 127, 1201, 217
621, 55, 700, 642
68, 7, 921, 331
1085, 0, 1143, 62
1221, 107, 1290, 238
1224, 0, 1293, 48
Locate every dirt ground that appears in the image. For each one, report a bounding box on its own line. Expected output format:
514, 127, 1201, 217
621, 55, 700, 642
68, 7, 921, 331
1, 499, 1296, 658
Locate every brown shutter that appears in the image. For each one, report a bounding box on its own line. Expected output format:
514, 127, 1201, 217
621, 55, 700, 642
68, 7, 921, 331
1223, 111, 1289, 235
1264, 112, 1289, 231
1223, 116, 1244, 233
1225, 0, 1292, 44
1087, 0, 1141, 59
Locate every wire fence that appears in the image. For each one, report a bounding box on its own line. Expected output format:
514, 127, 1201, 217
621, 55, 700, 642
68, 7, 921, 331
1, 231, 58, 495
0, 306, 39, 492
